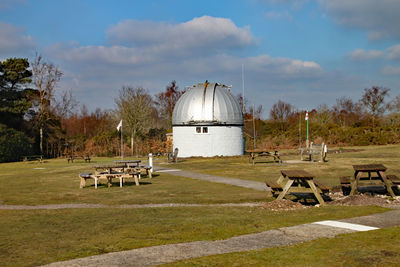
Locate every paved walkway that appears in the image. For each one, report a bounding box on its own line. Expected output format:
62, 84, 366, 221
156, 167, 267, 191
44, 209, 400, 267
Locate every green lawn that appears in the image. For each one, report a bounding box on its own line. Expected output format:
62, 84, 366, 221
0, 146, 399, 266
166, 227, 400, 267
0, 206, 388, 266
167, 144, 400, 187
0, 158, 266, 205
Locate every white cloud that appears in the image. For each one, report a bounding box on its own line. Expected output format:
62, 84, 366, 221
46, 16, 325, 114
382, 65, 400, 75
106, 16, 255, 56
387, 44, 400, 60
0, 22, 35, 55
349, 49, 383, 61
318, 0, 400, 41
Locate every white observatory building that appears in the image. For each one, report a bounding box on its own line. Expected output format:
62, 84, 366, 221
172, 81, 244, 157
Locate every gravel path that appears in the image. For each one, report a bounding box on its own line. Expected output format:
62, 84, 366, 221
156, 167, 267, 191
43, 209, 400, 267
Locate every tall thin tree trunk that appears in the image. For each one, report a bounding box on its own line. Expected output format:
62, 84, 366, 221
131, 134, 134, 156
40, 127, 43, 155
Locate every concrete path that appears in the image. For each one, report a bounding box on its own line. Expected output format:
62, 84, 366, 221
156, 167, 266, 191
43, 209, 400, 267
0, 203, 261, 210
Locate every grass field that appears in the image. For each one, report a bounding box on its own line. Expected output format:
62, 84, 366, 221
167, 144, 400, 187
0, 206, 389, 266
166, 226, 400, 267
0, 145, 399, 266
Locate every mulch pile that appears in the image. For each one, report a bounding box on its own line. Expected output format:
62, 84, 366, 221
329, 194, 388, 206
263, 193, 400, 211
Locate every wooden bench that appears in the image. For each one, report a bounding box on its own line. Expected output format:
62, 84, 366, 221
387, 174, 400, 185
248, 150, 281, 164
68, 155, 91, 163
339, 176, 351, 195
265, 181, 283, 197
23, 155, 43, 163
301, 142, 327, 162
313, 180, 330, 194
79, 171, 140, 189
139, 165, 152, 178
387, 174, 400, 194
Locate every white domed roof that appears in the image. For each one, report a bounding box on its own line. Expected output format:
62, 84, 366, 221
172, 82, 244, 126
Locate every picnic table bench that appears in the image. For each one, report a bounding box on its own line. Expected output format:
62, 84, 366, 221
22, 155, 43, 162
113, 160, 152, 178
247, 149, 281, 164
349, 164, 396, 197
79, 163, 140, 189
266, 170, 330, 205
67, 155, 91, 163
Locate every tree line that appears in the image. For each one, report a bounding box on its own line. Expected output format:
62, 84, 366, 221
248, 86, 400, 149
0, 57, 184, 162
1, 56, 400, 162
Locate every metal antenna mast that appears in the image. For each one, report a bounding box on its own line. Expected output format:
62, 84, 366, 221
242, 64, 245, 113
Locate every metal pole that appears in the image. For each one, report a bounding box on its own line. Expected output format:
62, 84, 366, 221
121, 122, 124, 160
242, 64, 245, 113
306, 111, 309, 149
299, 111, 301, 149
252, 89, 256, 149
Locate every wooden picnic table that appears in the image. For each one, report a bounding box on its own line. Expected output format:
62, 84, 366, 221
272, 170, 327, 205
247, 149, 281, 164
351, 164, 396, 197
113, 160, 152, 178
113, 160, 141, 167
67, 155, 91, 163
92, 164, 139, 187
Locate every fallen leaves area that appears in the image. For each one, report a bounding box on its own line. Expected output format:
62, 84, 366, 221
262, 193, 400, 211
328, 192, 400, 207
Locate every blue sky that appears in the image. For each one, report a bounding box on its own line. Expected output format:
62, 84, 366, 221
1, 0, 400, 116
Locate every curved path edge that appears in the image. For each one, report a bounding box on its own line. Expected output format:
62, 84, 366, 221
42, 209, 400, 267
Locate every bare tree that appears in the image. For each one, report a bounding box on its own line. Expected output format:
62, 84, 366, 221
270, 100, 295, 131
54, 89, 78, 119
360, 86, 390, 127
31, 55, 63, 155
314, 104, 332, 125
155, 80, 185, 129
115, 86, 153, 156
388, 95, 400, 113
332, 96, 362, 127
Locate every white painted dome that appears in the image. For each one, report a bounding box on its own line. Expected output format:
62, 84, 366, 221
172, 82, 244, 126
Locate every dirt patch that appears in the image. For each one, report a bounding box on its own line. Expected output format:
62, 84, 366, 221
262, 199, 309, 211
328, 192, 400, 207
262, 192, 400, 210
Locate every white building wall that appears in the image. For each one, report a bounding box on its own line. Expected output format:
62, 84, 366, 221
173, 126, 243, 157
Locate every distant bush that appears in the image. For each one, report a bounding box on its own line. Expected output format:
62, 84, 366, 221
249, 121, 400, 149
0, 124, 32, 162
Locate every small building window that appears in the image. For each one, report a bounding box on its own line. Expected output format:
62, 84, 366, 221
196, 127, 201, 133
203, 127, 208, 133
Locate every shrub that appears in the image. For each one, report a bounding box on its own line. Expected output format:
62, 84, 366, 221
0, 124, 32, 162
